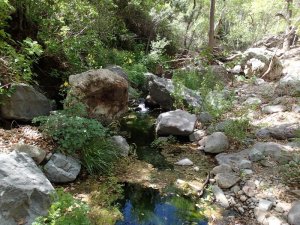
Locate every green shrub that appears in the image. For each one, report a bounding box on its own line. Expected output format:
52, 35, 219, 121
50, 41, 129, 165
125, 63, 147, 88
81, 138, 121, 175
279, 154, 300, 185
33, 110, 106, 155
33, 188, 92, 225
172, 69, 201, 91
150, 136, 177, 149
223, 119, 250, 143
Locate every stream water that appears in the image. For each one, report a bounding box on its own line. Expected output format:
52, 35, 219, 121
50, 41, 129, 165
116, 104, 208, 225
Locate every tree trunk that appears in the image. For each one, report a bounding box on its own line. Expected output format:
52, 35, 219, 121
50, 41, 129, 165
208, 0, 216, 49
283, 0, 293, 51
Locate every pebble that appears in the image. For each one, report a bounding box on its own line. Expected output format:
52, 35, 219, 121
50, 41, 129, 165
238, 207, 245, 214
240, 195, 247, 202
258, 199, 273, 211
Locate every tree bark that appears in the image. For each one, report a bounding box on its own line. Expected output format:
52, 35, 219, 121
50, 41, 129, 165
283, 0, 293, 51
208, 0, 216, 49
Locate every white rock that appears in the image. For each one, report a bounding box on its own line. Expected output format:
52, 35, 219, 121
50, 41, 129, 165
258, 199, 273, 211
212, 185, 229, 208
175, 158, 193, 166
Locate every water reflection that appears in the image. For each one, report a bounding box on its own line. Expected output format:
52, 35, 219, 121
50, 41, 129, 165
116, 183, 208, 225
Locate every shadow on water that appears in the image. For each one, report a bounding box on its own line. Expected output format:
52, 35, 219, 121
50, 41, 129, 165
116, 183, 208, 225
120, 108, 173, 170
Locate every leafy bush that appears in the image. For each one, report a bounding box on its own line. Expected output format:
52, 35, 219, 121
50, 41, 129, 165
81, 138, 121, 175
280, 154, 300, 185
125, 63, 147, 88
172, 69, 202, 91
223, 119, 250, 143
33, 188, 92, 225
33, 108, 106, 155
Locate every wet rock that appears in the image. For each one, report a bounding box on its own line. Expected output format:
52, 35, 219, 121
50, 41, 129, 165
156, 109, 197, 136
262, 105, 287, 114
215, 172, 240, 189
44, 153, 81, 183
11, 144, 46, 164
203, 132, 229, 154
212, 185, 229, 208
0, 83, 51, 121
175, 158, 193, 166
68, 69, 128, 123
288, 201, 300, 225
111, 135, 130, 157
189, 130, 206, 142
0, 151, 54, 225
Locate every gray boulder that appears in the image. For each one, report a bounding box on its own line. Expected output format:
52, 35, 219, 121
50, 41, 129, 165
111, 135, 130, 157
211, 164, 232, 176
256, 123, 300, 140
11, 144, 46, 164
212, 185, 229, 208
105, 65, 128, 81
156, 109, 197, 136
0, 151, 54, 225
276, 48, 300, 96
215, 172, 240, 189
262, 105, 287, 114
203, 132, 229, 153
198, 112, 213, 125
288, 201, 300, 225
44, 153, 81, 183
68, 69, 128, 123
148, 75, 202, 110
0, 83, 51, 121
242, 48, 283, 81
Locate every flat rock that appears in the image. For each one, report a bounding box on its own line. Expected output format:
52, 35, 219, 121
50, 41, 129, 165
156, 109, 197, 136
203, 132, 229, 153
288, 201, 300, 225
44, 153, 81, 183
212, 185, 229, 208
211, 164, 232, 175
215, 172, 240, 189
262, 105, 287, 114
0, 151, 54, 225
256, 123, 300, 140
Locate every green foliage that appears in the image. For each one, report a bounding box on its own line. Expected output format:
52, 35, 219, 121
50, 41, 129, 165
33, 103, 106, 155
81, 138, 121, 175
33, 188, 92, 225
150, 136, 177, 149
223, 118, 250, 143
125, 63, 147, 87
279, 153, 300, 185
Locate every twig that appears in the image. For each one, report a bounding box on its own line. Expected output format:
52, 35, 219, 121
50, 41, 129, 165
198, 172, 210, 196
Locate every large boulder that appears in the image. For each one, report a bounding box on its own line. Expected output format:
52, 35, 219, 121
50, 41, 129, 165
148, 75, 202, 110
202, 132, 229, 154
68, 69, 128, 122
288, 201, 300, 225
0, 151, 54, 225
156, 109, 197, 136
275, 48, 300, 96
241, 48, 283, 81
44, 153, 81, 183
0, 83, 51, 121
11, 144, 46, 164
256, 123, 300, 140
111, 135, 130, 157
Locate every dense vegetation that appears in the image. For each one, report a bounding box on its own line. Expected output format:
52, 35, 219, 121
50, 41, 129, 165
1, 0, 300, 224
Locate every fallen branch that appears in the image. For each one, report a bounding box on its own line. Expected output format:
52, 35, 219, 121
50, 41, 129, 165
198, 172, 210, 196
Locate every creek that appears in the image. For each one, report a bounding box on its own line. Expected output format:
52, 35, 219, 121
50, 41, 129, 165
115, 103, 209, 225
